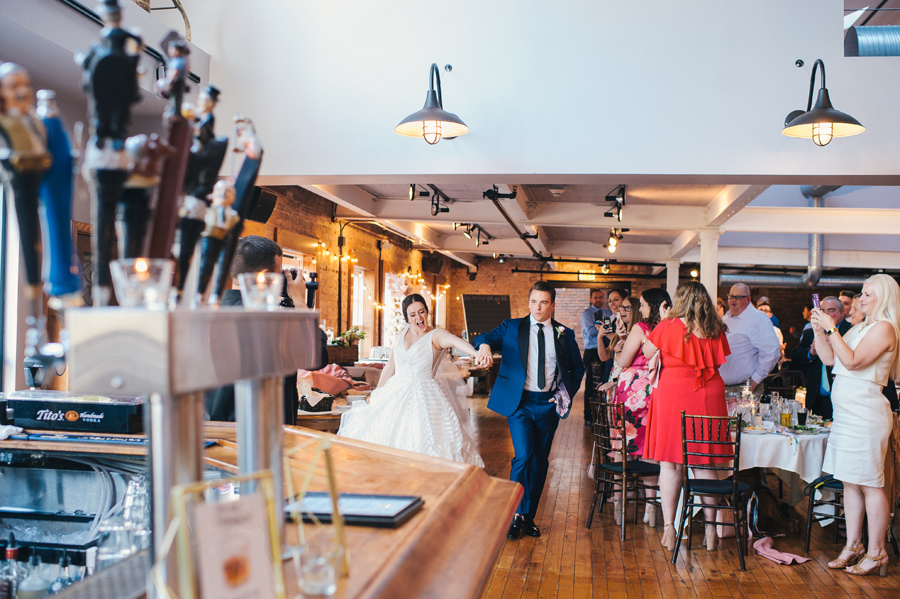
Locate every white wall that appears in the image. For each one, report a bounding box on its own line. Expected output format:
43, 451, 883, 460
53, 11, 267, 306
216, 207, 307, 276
160, 0, 900, 183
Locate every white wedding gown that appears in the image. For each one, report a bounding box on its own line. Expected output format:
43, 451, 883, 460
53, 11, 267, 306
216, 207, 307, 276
337, 328, 485, 467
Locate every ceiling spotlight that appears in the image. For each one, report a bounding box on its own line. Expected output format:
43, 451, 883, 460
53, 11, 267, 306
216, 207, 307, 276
605, 185, 625, 221
605, 228, 626, 254
600, 264, 610, 274
431, 192, 449, 216
395, 63, 469, 145
498, 255, 506, 264
463, 225, 473, 239
409, 184, 429, 201
782, 59, 864, 146
690, 269, 699, 278
492, 253, 498, 259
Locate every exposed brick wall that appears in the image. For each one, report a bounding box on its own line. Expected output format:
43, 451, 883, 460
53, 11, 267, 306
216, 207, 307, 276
555, 288, 590, 347
256, 187, 454, 351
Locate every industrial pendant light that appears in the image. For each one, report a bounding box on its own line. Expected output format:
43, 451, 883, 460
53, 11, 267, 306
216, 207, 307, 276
395, 63, 469, 145
782, 59, 864, 146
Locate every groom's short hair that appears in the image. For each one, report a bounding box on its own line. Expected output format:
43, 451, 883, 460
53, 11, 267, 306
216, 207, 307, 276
530, 281, 556, 303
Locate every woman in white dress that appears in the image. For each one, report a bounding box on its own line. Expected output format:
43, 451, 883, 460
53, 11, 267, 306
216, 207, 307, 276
337, 294, 485, 467
811, 274, 900, 577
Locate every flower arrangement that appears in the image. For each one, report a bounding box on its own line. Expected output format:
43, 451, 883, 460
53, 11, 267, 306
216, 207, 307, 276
332, 325, 367, 347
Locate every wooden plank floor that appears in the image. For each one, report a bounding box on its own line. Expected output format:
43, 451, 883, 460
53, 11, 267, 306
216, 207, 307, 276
469, 388, 900, 599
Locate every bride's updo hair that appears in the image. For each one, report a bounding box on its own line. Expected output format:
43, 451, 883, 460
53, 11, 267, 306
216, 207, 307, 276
402, 293, 430, 322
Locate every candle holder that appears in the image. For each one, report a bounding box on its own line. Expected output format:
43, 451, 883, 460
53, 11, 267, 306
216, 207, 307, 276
109, 258, 174, 310
238, 272, 283, 311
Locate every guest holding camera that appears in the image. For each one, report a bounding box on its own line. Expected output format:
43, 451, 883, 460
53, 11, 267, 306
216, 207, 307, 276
811, 274, 900, 577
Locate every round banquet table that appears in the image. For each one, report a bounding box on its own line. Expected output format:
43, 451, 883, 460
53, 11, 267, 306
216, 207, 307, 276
675, 428, 830, 533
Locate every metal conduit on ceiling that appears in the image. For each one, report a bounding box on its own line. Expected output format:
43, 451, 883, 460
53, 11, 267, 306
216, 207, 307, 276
845, 26, 900, 56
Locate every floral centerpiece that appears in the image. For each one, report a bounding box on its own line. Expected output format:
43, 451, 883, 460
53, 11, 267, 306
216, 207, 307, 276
331, 326, 366, 347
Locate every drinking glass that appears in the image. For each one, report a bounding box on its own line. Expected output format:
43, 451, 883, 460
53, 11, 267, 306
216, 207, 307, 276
110, 258, 174, 310
290, 535, 342, 597
797, 409, 808, 426
779, 404, 792, 428
237, 272, 283, 310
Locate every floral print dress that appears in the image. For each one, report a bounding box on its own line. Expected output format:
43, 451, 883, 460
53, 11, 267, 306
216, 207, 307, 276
613, 322, 653, 456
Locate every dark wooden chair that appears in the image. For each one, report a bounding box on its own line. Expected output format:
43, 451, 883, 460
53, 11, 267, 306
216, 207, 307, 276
803, 475, 844, 551
586, 393, 660, 540
673, 412, 750, 570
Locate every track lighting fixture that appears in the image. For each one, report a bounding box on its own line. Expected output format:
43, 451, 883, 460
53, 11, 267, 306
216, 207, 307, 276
430, 190, 449, 216
600, 264, 610, 274
782, 59, 864, 146
690, 269, 699, 278
409, 184, 429, 201
395, 63, 469, 145
605, 185, 625, 222
463, 225, 473, 239
605, 228, 627, 254
482, 185, 517, 201
498, 255, 507, 264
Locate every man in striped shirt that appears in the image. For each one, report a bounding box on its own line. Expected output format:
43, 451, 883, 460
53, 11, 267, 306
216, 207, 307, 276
719, 283, 781, 390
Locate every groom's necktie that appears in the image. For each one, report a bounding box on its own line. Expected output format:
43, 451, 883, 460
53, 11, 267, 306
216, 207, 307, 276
536, 323, 546, 390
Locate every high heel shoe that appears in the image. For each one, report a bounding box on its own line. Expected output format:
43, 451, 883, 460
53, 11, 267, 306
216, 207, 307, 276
643, 504, 658, 528
846, 552, 889, 577
612, 500, 623, 526
661, 524, 676, 551
704, 524, 718, 551
827, 544, 865, 569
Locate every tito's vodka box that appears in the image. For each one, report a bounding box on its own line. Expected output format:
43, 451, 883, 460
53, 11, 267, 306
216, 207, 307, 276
2, 390, 143, 434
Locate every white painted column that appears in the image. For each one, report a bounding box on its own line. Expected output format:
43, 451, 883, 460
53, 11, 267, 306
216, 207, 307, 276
665, 261, 680, 294
699, 228, 721, 299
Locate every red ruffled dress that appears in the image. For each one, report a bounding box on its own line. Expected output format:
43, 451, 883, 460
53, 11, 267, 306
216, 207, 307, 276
644, 318, 731, 465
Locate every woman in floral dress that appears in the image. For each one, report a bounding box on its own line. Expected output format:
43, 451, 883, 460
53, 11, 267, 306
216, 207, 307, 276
610, 288, 671, 526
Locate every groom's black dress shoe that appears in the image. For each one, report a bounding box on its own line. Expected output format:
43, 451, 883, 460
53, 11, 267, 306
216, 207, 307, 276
521, 515, 540, 537
507, 515, 522, 540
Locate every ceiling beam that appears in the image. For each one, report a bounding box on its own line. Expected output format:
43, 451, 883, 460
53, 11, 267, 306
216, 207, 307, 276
668, 230, 700, 260
506, 184, 555, 268
722, 207, 900, 235
682, 247, 900, 270
705, 184, 769, 226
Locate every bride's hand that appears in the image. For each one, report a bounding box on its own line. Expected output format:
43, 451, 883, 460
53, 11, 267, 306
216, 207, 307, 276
475, 345, 493, 368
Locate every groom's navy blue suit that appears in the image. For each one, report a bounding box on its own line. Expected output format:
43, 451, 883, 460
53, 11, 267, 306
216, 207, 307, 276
473, 317, 584, 517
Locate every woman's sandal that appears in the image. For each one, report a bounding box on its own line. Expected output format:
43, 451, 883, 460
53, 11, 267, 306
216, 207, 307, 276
846, 552, 888, 577
827, 544, 865, 569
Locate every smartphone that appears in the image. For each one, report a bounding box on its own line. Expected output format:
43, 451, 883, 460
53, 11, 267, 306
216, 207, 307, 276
602, 316, 612, 330
812, 293, 820, 310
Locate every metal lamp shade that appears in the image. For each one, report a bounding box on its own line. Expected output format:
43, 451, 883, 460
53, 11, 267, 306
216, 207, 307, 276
395, 90, 469, 145
782, 88, 864, 146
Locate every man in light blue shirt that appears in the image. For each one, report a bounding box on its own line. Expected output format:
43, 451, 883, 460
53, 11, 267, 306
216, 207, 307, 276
720, 283, 780, 390
580, 289, 614, 424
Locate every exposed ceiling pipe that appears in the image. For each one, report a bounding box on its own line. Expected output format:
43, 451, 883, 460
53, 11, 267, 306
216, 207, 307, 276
845, 26, 900, 56
719, 185, 868, 288
487, 196, 546, 261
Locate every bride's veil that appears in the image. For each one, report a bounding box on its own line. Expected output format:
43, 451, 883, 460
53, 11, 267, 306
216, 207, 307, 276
432, 346, 475, 434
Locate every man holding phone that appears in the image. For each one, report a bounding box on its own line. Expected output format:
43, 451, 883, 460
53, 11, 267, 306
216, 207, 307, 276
580, 289, 611, 425
791, 295, 851, 419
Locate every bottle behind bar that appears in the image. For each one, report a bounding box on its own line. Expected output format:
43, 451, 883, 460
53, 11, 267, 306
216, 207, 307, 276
0, 534, 27, 598
16, 555, 49, 599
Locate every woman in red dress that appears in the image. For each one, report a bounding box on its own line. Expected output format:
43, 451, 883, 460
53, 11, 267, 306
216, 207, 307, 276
642, 281, 730, 551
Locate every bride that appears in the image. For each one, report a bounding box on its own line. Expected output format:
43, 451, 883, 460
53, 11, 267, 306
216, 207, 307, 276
337, 294, 485, 467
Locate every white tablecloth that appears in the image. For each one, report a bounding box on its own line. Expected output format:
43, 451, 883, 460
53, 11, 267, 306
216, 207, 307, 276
739, 431, 829, 484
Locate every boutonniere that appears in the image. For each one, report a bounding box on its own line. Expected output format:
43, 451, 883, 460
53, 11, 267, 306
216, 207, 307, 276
555, 325, 565, 338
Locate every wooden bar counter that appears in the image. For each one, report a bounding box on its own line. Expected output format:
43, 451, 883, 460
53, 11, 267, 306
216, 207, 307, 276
2, 423, 521, 599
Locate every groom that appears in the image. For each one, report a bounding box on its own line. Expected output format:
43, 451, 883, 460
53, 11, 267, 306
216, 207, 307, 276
474, 281, 584, 540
